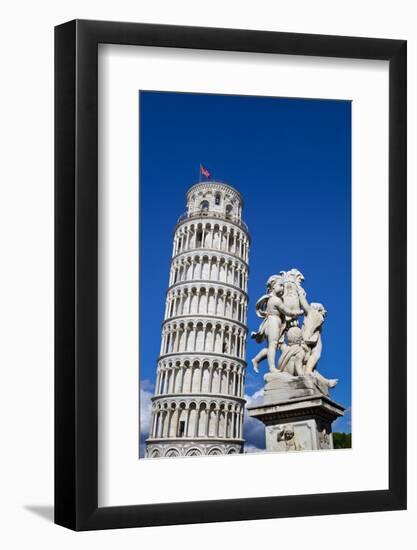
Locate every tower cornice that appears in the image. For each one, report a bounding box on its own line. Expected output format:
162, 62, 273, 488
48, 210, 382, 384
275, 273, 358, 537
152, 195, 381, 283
162, 313, 248, 332
157, 350, 247, 367
175, 212, 250, 237
170, 248, 249, 271
151, 393, 246, 405
166, 280, 249, 300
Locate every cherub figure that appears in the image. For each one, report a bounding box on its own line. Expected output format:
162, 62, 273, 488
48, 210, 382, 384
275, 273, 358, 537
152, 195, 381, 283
251, 275, 303, 373
277, 425, 303, 451
319, 428, 331, 449
301, 302, 327, 374
301, 302, 338, 389
277, 326, 309, 376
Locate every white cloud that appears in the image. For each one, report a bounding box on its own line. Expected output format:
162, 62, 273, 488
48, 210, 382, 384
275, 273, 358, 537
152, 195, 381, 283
140, 378, 155, 392
139, 381, 154, 436
139, 380, 155, 458
244, 387, 264, 406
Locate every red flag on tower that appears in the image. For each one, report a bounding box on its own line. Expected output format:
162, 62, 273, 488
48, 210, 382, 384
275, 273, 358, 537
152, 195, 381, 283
200, 164, 211, 180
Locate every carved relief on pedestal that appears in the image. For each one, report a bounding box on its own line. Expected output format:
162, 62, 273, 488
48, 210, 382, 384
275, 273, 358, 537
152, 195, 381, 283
319, 429, 331, 449
277, 425, 303, 452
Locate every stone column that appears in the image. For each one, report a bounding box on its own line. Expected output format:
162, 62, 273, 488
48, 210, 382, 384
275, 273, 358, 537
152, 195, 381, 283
215, 408, 220, 437
185, 406, 191, 437
194, 408, 200, 438
205, 408, 210, 437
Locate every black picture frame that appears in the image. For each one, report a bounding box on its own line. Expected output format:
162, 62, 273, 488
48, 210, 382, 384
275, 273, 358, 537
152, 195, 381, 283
55, 19, 407, 531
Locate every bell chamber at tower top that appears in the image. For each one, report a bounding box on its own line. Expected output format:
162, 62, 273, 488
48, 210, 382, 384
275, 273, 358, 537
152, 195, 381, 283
175, 181, 249, 234
173, 182, 250, 265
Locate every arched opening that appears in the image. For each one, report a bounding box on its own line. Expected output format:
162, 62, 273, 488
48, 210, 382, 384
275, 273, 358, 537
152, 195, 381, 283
213, 225, 220, 248
208, 447, 222, 455
205, 323, 213, 352
198, 403, 207, 436
187, 403, 197, 437
179, 324, 186, 352
178, 420, 186, 437
199, 287, 207, 314
199, 200, 209, 213
225, 204, 233, 219
195, 323, 204, 351
212, 363, 220, 392
165, 448, 179, 457
226, 409, 232, 437
191, 360, 200, 392
214, 325, 222, 353
218, 406, 226, 437
186, 448, 202, 457
208, 289, 216, 315
202, 256, 210, 279
177, 403, 187, 437
222, 332, 230, 354
168, 404, 177, 437
174, 361, 182, 392
190, 289, 198, 314
196, 227, 203, 247
202, 361, 210, 392
208, 404, 217, 437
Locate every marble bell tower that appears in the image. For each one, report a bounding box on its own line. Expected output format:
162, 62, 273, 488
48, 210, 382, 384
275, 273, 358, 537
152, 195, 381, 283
146, 181, 250, 458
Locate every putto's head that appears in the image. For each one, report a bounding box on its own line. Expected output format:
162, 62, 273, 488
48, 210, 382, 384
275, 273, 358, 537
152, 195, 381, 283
267, 275, 284, 295
287, 326, 303, 345
283, 425, 295, 440
285, 268, 305, 285
311, 302, 327, 317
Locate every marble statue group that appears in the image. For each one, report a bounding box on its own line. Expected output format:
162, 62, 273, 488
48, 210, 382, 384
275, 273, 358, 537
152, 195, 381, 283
248, 268, 345, 452
251, 269, 338, 394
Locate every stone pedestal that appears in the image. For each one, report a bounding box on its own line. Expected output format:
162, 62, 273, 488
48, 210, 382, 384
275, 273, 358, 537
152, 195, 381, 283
247, 372, 344, 452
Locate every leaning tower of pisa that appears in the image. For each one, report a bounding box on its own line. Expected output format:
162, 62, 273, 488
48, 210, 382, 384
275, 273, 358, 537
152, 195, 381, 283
145, 180, 250, 458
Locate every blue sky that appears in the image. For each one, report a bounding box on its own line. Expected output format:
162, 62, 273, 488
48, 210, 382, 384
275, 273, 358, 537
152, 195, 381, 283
139, 91, 351, 454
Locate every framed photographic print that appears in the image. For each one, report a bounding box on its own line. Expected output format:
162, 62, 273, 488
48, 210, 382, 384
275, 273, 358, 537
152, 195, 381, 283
55, 20, 406, 530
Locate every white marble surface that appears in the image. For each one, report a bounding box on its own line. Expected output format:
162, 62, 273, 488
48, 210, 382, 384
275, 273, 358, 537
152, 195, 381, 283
146, 181, 250, 457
